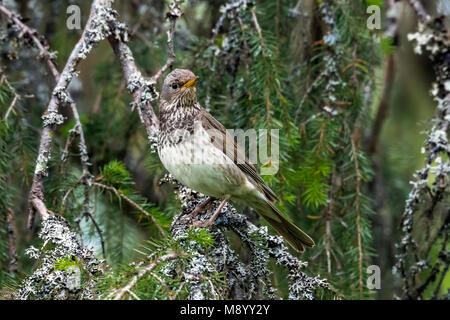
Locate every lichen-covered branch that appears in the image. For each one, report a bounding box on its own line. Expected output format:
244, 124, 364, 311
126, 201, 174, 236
107, 36, 159, 147
150, 0, 184, 83
107, 0, 184, 149
25, 0, 121, 229
394, 4, 450, 299
112, 252, 180, 300
0, 4, 59, 80
406, 0, 430, 24
0, 3, 99, 244
166, 176, 331, 300
17, 215, 104, 300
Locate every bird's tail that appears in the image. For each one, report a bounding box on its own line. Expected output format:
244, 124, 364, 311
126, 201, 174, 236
250, 199, 315, 253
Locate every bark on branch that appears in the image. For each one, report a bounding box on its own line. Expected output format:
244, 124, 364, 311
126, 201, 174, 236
23, 0, 118, 228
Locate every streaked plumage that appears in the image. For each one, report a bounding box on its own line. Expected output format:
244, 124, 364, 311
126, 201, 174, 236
158, 69, 315, 252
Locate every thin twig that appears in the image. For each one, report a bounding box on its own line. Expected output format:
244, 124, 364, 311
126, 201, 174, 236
125, 289, 141, 300
4, 94, 19, 120
92, 181, 167, 238
149, 271, 174, 299
324, 167, 337, 275
350, 129, 364, 299
85, 211, 107, 260
295, 72, 326, 122
0, 5, 59, 79
0, 74, 33, 120
251, 8, 264, 46
149, 0, 184, 84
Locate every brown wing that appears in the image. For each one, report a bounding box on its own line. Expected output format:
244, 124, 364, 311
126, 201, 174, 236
197, 108, 278, 202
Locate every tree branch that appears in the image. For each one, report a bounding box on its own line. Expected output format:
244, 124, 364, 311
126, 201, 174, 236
406, 0, 430, 23
395, 7, 450, 298
113, 252, 180, 300
92, 181, 166, 238
19, 0, 118, 228
0, 4, 59, 80
149, 0, 184, 84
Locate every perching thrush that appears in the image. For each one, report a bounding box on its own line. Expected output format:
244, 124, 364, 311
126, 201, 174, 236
157, 69, 315, 252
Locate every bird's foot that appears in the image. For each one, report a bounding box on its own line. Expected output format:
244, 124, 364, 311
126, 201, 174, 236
188, 197, 216, 219
192, 198, 228, 228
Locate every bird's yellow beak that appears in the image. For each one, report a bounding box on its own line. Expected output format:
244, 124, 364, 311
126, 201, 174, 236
183, 77, 198, 88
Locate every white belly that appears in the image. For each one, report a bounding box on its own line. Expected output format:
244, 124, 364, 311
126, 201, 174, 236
158, 127, 243, 198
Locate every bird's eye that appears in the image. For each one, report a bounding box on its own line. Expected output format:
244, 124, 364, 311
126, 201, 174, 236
171, 83, 178, 89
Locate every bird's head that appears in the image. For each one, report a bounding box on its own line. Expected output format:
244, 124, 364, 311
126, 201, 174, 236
161, 69, 198, 107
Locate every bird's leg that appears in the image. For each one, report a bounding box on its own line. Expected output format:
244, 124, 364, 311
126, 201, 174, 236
188, 197, 215, 218
193, 197, 228, 228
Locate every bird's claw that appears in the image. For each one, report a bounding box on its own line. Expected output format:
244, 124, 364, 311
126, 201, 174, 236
191, 198, 228, 228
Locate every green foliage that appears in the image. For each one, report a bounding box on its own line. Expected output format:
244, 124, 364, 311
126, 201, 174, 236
380, 37, 396, 55
100, 160, 133, 188
184, 228, 215, 248
2, 0, 443, 300
54, 256, 83, 272
365, 0, 383, 8
96, 233, 225, 300
183, 0, 379, 299
88, 161, 170, 267
0, 78, 35, 286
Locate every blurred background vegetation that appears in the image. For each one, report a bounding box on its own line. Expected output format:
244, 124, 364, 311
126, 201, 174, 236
0, 0, 448, 299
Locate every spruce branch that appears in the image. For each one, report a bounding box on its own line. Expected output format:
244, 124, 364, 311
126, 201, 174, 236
92, 181, 167, 239
0, 4, 59, 79
1, 0, 117, 287
0, 74, 34, 120
1, 0, 104, 261
112, 251, 180, 300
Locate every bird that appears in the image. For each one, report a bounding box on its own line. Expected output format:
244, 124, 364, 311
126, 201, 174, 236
157, 69, 315, 253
